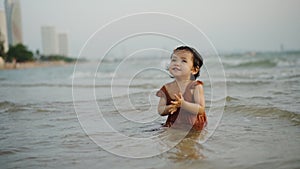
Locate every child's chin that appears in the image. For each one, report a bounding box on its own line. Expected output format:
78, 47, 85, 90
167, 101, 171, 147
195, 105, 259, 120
170, 72, 178, 77
170, 70, 181, 74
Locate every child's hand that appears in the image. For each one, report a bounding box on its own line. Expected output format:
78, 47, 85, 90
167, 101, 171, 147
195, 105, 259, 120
169, 92, 184, 114
171, 92, 184, 106
168, 104, 178, 114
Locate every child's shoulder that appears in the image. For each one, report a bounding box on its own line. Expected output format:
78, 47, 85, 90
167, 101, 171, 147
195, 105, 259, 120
164, 81, 177, 88
157, 81, 176, 98
190, 80, 204, 89
194, 80, 203, 85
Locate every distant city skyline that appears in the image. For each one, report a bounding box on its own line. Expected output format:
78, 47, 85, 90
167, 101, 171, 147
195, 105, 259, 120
41, 26, 57, 56
0, 0, 299, 57
41, 26, 69, 56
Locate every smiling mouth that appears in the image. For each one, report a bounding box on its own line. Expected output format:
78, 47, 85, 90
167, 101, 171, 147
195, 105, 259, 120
172, 67, 181, 71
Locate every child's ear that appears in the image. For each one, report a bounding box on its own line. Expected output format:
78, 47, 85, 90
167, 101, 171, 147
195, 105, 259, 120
192, 66, 200, 74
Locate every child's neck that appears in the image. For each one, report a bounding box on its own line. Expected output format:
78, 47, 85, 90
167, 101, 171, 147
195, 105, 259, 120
174, 77, 191, 83
174, 78, 191, 93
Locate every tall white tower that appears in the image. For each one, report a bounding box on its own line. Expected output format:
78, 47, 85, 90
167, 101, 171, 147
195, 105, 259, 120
41, 26, 58, 56
0, 10, 9, 52
58, 33, 69, 56
4, 0, 23, 46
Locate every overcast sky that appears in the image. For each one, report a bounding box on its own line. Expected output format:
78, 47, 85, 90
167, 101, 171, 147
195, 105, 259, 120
0, 0, 299, 57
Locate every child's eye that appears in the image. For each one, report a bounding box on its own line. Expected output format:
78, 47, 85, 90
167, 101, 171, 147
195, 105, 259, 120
182, 60, 187, 63
171, 59, 176, 62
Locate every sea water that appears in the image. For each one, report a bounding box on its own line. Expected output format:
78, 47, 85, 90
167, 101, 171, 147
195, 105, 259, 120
0, 52, 299, 169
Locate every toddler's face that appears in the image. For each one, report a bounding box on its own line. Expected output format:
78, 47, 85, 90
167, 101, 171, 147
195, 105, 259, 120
169, 50, 194, 78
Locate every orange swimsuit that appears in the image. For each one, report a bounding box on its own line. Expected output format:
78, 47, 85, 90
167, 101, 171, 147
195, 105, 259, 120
156, 80, 207, 131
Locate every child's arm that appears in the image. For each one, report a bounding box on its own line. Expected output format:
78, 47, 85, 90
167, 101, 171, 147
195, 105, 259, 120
171, 85, 205, 115
191, 84, 205, 114
157, 97, 177, 116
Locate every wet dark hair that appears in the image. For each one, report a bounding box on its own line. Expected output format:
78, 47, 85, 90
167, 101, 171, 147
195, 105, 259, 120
172, 46, 204, 79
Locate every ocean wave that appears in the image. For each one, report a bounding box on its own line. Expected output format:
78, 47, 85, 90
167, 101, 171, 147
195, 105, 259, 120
208, 95, 277, 104
0, 82, 161, 89
225, 104, 300, 124
277, 73, 300, 80
0, 101, 34, 113
224, 59, 277, 68
0, 83, 75, 88
0, 101, 70, 114
0, 147, 30, 156
226, 72, 300, 85
0, 101, 16, 108
70, 71, 115, 79
226, 80, 272, 86
0, 101, 18, 113
225, 96, 240, 102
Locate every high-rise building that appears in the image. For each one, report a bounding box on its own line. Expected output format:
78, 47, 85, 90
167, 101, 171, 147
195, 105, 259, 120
41, 26, 57, 56
0, 10, 8, 52
4, 0, 23, 46
58, 33, 69, 56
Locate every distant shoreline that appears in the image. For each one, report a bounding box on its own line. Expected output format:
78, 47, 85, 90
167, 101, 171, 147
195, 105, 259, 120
0, 60, 74, 70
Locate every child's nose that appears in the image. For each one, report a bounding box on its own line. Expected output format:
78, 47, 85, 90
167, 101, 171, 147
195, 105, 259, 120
174, 60, 180, 65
